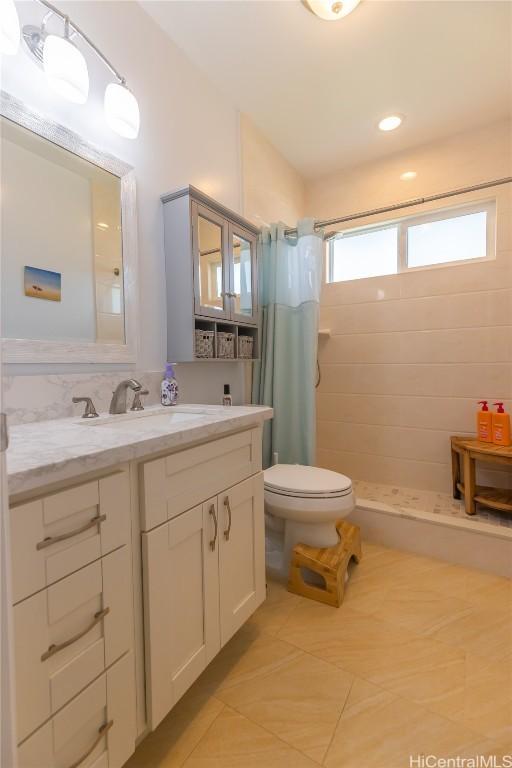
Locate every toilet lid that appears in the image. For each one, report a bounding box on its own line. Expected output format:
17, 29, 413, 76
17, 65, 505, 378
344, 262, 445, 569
264, 464, 352, 498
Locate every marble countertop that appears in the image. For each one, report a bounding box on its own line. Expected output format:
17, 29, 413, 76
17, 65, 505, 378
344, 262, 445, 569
7, 404, 273, 496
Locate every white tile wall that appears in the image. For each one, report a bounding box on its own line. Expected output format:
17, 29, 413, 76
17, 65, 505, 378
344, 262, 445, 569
315, 124, 512, 493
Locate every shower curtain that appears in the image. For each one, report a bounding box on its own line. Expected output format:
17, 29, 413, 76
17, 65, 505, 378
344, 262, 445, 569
252, 218, 323, 468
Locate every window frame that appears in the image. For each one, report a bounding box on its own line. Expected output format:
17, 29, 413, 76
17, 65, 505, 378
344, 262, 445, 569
327, 199, 496, 284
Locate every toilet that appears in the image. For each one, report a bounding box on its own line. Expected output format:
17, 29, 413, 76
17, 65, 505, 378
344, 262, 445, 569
264, 464, 355, 574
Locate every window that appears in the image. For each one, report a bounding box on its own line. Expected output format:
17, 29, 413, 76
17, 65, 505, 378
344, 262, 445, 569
327, 201, 495, 283
329, 225, 398, 282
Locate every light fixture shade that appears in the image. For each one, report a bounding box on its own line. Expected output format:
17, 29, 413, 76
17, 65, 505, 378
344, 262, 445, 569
104, 83, 140, 139
304, 0, 361, 21
43, 34, 89, 104
0, 0, 20, 55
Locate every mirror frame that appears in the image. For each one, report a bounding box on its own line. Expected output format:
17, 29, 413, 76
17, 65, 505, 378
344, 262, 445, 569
0, 90, 139, 364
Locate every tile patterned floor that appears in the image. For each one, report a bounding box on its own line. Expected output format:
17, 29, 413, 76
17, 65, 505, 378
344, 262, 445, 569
353, 479, 512, 529
125, 543, 512, 768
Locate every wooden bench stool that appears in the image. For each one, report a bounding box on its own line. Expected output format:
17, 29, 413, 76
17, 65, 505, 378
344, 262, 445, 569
288, 521, 362, 607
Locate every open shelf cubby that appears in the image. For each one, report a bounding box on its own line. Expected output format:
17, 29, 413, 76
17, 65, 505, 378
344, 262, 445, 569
193, 318, 259, 362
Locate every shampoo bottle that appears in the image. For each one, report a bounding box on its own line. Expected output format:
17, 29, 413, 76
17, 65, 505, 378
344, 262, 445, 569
492, 402, 511, 446
476, 401, 492, 443
161, 363, 178, 406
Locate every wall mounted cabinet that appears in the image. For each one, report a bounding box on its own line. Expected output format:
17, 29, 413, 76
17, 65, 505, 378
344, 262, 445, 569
162, 186, 260, 362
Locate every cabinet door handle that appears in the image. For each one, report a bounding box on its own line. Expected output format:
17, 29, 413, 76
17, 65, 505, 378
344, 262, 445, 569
209, 504, 218, 551
36, 514, 106, 551
41, 607, 110, 661
223, 496, 232, 541
66, 720, 113, 768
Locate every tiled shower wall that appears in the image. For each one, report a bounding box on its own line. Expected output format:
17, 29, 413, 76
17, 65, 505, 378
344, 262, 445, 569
313, 121, 512, 493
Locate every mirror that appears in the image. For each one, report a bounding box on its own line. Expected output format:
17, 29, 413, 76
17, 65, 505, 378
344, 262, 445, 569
1, 115, 125, 345
197, 214, 225, 312
233, 233, 253, 316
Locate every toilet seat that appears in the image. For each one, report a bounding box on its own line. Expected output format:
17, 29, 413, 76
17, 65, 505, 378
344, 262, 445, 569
264, 464, 352, 500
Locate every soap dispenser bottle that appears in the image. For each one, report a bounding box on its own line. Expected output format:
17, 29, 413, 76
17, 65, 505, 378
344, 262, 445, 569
492, 402, 511, 446
161, 363, 178, 406
476, 401, 492, 443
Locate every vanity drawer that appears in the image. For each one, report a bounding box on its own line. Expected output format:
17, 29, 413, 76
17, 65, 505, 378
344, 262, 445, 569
10, 469, 130, 603
141, 427, 262, 530
17, 651, 136, 768
14, 546, 133, 743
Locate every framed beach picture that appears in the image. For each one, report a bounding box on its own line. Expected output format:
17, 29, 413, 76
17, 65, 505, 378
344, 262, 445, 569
24, 266, 61, 302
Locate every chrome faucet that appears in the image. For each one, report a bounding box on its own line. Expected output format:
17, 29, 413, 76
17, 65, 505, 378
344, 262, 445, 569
109, 379, 142, 415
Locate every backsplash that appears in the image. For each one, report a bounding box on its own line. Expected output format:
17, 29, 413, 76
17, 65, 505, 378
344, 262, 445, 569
4, 371, 163, 425
4, 362, 251, 425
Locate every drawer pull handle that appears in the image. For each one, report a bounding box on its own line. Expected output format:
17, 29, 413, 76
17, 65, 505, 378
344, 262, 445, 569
66, 719, 113, 768
209, 504, 218, 551
41, 607, 110, 661
36, 514, 107, 551
223, 496, 232, 541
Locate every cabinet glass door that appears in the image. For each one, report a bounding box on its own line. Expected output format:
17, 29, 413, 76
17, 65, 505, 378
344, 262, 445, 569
193, 203, 229, 319
230, 226, 258, 325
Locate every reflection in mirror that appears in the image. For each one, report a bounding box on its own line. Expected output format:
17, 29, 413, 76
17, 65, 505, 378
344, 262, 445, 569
197, 214, 224, 312
233, 233, 252, 316
1, 116, 125, 344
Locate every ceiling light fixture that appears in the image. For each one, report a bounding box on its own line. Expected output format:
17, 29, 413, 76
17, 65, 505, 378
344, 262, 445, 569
400, 171, 417, 181
378, 115, 403, 132
303, 0, 361, 21
0, 0, 20, 55
21, 0, 140, 138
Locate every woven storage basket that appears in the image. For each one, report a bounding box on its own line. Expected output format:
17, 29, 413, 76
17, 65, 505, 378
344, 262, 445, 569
237, 335, 254, 360
217, 331, 235, 359
194, 329, 215, 358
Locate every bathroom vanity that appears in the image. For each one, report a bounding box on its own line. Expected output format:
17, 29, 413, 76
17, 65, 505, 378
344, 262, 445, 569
0, 89, 271, 767
6, 404, 272, 768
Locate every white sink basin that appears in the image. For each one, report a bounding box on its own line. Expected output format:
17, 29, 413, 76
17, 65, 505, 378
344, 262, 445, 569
79, 407, 208, 430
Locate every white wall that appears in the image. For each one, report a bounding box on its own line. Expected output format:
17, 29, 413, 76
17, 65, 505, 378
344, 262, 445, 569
2, 138, 96, 342
311, 120, 512, 493
241, 114, 305, 227
2, 0, 247, 400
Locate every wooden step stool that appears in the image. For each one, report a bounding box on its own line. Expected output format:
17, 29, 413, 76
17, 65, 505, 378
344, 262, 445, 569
288, 521, 362, 607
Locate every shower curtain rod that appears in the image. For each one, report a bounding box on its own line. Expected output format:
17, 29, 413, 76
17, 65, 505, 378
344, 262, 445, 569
283, 176, 512, 237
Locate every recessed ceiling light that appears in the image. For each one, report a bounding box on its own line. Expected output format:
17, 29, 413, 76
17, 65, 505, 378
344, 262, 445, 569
97, 222, 109, 230
400, 171, 417, 181
303, 0, 361, 21
378, 115, 403, 132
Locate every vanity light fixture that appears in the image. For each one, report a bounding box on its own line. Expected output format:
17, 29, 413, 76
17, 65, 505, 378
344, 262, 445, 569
104, 82, 140, 140
43, 19, 89, 104
400, 170, 417, 181
19, 0, 140, 138
303, 0, 361, 21
0, 0, 20, 55
378, 115, 403, 132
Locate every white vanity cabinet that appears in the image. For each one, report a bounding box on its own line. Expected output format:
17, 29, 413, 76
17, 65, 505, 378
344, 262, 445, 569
8, 412, 270, 765
217, 476, 265, 644
141, 431, 266, 729
17, 652, 136, 768
10, 467, 137, 768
